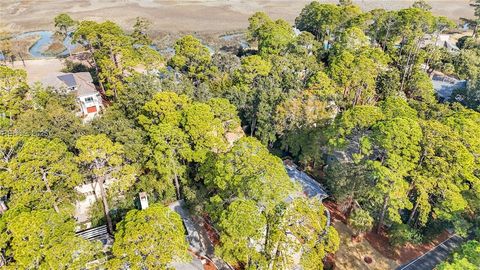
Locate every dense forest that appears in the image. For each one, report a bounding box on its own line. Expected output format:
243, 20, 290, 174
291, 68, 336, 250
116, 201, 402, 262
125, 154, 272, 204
0, 0, 479, 269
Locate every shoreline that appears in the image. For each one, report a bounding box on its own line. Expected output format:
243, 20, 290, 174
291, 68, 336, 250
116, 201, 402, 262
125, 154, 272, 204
1, 1, 474, 34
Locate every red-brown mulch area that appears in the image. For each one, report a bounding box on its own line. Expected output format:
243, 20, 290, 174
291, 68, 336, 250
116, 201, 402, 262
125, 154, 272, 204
324, 253, 336, 269
364, 226, 451, 263
199, 214, 220, 246
324, 200, 347, 224
324, 200, 452, 264
203, 261, 217, 270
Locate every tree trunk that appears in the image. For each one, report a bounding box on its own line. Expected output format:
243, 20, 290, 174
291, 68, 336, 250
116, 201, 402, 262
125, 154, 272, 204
42, 171, 60, 213
382, 20, 392, 51
173, 172, 181, 200
408, 198, 420, 225
18, 53, 25, 67
267, 240, 281, 270
400, 47, 414, 93
88, 45, 106, 94
98, 177, 114, 234
376, 194, 389, 234
353, 87, 362, 106
250, 117, 257, 136
345, 195, 355, 220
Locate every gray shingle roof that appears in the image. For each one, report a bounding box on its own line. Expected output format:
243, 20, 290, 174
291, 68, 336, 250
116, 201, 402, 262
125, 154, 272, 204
285, 163, 328, 200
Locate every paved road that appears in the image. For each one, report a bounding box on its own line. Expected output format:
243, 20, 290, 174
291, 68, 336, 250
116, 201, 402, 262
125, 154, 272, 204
396, 235, 464, 270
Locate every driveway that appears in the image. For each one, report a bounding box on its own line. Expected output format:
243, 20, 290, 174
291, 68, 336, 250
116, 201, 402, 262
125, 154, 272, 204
396, 235, 463, 270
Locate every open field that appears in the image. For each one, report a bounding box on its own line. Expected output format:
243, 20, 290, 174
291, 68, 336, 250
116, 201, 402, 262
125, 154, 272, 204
0, 0, 475, 34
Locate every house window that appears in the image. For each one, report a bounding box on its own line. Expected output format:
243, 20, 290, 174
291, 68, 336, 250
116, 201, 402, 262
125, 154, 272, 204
84, 97, 94, 103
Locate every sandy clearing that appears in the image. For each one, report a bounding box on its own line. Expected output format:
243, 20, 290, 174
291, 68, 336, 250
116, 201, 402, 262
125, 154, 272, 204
0, 0, 475, 34
333, 221, 399, 270
3, 59, 65, 84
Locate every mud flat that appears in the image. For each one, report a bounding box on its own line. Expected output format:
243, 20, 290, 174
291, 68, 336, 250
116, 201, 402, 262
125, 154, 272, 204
0, 0, 474, 33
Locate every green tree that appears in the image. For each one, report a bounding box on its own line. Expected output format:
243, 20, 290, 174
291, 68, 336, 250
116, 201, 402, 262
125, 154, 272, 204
108, 204, 189, 270
247, 12, 294, 55
437, 240, 480, 270
54, 13, 76, 38
2, 137, 82, 212
0, 66, 29, 126
53, 13, 76, 56
349, 208, 374, 236
90, 108, 148, 163
117, 73, 161, 119
199, 136, 295, 216
412, 0, 432, 11
131, 17, 152, 45
73, 20, 162, 98
13, 89, 85, 147
408, 120, 478, 226
453, 49, 480, 80
216, 199, 267, 268
370, 115, 422, 232
0, 209, 100, 269
329, 47, 388, 107
169, 35, 215, 84
267, 198, 340, 270
138, 92, 237, 201
295, 2, 342, 44
75, 134, 133, 233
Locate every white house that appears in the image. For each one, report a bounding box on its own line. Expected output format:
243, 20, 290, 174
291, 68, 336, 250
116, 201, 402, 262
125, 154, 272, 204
40, 72, 103, 119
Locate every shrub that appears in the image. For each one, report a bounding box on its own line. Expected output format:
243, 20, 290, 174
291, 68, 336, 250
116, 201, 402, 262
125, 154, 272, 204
348, 208, 373, 235
388, 223, 422, 247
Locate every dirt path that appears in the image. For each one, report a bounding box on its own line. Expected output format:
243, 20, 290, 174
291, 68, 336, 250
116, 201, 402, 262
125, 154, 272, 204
0, 0, 474, 33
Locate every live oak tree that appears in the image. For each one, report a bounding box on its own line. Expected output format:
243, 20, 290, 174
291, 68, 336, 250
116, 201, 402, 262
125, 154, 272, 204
169, 35, 216, 84
108, 204, 189, 270
0, 209, 100, 269
75, 134, 136, 234
13, 89, 85, 147
247, 12, 294, 55
2, 137, 82, 213
200, 136, 295, 216
216, 199, 267, 268
203, 137, 339, 269
138, 92, 238, 200
0, 66, 29, 126
437, 240, 480, 270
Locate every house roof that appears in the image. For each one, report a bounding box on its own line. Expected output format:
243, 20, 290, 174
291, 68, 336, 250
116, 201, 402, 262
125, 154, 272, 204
284, 161, 328, 200
76, 225, 112, 245
57, 74, 76, 88
40, 72, 98, 98
432, 73, 467, 100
